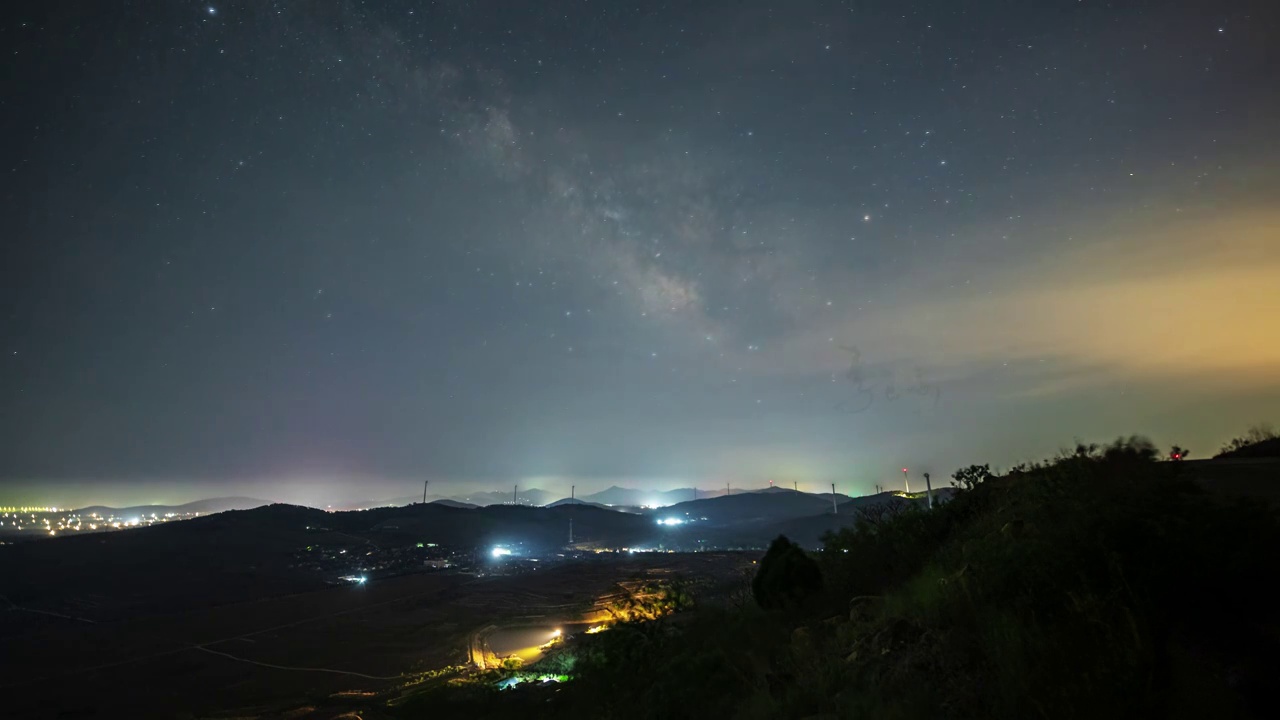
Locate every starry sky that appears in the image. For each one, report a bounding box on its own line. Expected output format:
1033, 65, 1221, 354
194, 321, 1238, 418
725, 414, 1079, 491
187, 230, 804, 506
3, 1, 1279, 507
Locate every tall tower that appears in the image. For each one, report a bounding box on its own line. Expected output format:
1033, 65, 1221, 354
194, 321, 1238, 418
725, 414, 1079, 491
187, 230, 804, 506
513, 484, 518, 505
422, 480, 429, 504
902, 468, 910, 494
831, 483, 838, 514
924, 472, 934, 509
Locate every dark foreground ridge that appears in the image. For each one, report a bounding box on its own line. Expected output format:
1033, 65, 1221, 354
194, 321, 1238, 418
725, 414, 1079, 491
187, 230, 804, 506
1, 435, 1276, 719
380, 438, 1279, 719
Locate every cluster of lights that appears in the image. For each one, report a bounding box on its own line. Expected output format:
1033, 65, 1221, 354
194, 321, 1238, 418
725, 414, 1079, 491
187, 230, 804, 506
0, 509, 199, 535
491, 547, 513, 558
656, 517, 685, 526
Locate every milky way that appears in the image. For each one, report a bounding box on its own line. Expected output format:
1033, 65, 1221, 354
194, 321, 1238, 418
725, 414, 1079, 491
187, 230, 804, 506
3, 1, 1278, 506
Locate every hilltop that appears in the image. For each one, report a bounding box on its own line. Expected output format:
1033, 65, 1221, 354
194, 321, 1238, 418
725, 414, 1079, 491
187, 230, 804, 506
546, 497, 614, 510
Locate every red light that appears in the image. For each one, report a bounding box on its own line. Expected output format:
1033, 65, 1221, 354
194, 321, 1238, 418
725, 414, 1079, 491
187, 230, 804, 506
902, 468, 908, 473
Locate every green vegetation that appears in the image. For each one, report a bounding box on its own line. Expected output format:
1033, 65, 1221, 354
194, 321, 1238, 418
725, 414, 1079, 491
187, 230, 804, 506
384, 433, 1278, 719
605, 580, 695, 621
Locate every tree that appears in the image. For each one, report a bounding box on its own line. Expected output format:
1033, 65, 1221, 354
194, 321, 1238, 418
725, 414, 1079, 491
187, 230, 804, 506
1217, 423, 1278, 457
752, 535, 823, 611
1101, 435, 1160, 463
951, 463, 992, 491
1168, 445, 1189, 461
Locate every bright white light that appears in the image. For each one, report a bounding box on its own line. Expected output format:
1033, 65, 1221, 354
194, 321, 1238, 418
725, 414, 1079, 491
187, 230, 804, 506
358, 576, 367, 584
551, 628, 561, 637
207, 6, 217, 16
491, 547, 512, 558
657, 517, 685, 526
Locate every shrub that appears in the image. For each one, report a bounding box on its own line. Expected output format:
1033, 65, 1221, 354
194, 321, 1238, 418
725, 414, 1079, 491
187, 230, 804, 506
752, 535, 823, 610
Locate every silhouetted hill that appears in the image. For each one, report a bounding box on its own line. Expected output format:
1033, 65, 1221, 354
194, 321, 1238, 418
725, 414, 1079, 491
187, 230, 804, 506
547, 497, 612, 510
430, 498, 479, 509
1214, 436, 1280, 459
659, 490, 847, 527
0, 501, 662, 621
364, 503, 653, 549
0, 503, 331, 618
768, 492, 952, 548
660, 491, 942, 549
445, 440, 1280, 719
72, 496, 269, 517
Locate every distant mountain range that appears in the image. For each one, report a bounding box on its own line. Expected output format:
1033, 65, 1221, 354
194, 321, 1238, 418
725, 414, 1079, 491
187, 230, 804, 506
580, 486, 703, 507
336, 484, 854, 510
447, 488, 559, 507
53, 486, 933, 552
73, 497, 269, 517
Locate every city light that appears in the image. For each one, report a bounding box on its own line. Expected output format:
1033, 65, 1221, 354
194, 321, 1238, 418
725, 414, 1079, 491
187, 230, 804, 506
491, 547, 512, 558
657, 517, 685, 526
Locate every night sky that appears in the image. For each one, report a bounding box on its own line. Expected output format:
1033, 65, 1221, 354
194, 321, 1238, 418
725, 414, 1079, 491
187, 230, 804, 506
3, 1, 1278, 507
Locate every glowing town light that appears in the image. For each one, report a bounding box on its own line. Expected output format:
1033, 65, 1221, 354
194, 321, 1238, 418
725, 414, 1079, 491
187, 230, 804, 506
551, 628, 561, 637
491, 547, 512, 558
657, 517, 685, 526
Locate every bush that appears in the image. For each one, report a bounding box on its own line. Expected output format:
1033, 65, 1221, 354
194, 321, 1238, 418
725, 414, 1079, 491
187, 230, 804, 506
751, 535, 823, 611
1216, 422, 1279, 458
